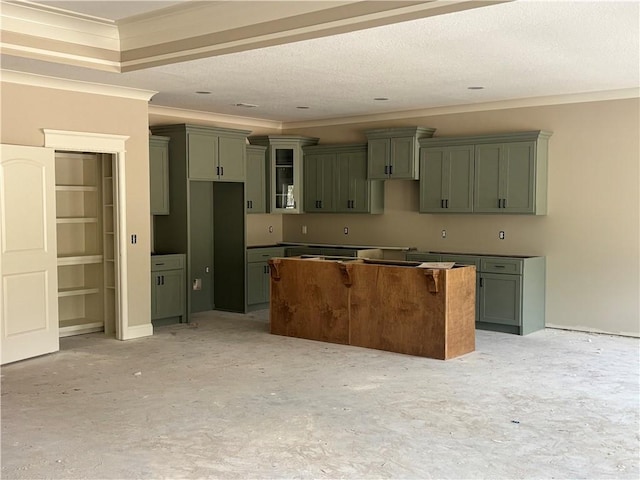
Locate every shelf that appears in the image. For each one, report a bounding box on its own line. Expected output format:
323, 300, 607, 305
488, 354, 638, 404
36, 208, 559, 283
59, 317, 104, 337
56, 185, 98, 192
56, 217, 98, 224
57, 254, 103, 266
106, 285, 116, 290
105, 232, 114, 235
58, 287, 100, 297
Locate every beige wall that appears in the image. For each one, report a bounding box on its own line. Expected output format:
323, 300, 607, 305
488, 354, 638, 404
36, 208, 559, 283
1, 82, 152, 328
283, 98, 640, 337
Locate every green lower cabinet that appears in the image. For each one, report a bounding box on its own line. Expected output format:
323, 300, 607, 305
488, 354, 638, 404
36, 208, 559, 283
246, 247, 285, 310
151, 254, 186, 324
478, 273, 521, 327
405, 252, 545, 335
247, 263, 270, 305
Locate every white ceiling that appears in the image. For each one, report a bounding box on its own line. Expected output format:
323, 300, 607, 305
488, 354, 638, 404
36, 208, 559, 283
4, 0, 639, 123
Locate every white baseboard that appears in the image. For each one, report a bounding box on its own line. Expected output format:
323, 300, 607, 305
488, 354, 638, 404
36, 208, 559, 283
122, 323, 153, 340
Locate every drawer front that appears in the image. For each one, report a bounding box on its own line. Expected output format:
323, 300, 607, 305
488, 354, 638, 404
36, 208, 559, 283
440, 254, 481, 269
405, 253, 441, 262
322, 248, 357, 257
247, 247, 285, 263
151, 254, 185, 271
286, 247, 324, 257
481, 257, 523, 275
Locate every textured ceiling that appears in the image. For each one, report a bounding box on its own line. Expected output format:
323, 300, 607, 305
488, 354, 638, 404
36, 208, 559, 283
4, 0, 639, 123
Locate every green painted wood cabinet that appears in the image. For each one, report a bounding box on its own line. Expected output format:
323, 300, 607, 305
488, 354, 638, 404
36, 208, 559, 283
405, 252, 545, 335
419, 146, 474, 213
246, 247, 285, 310
150, 124, 250, 316
151, 254, 186, 323
149, 135, 170, 215
304, 153, 335, 212
247, 135, 319, 214
161, 124, 249, 182
365, 127, 436, 180
419, 131, 551, 215
302, 144, 384, 214
246, 145, 267, 214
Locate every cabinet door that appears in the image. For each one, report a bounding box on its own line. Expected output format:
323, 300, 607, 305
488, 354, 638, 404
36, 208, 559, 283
246, 148, 266, 214
149, 139, 169, 215
336, 151, 370, 213
420, 146, 473, 213
474, 144, 502, 212
304, 154, 334, 212
153, 270, 185, 319
446, 146, 474, 212
272, 147, 297, 211
389, 136, 415, 179
218, 136, 246, 182
188, 132, 218, 180
502, 142, 535, 213
247, 262, 268, 305
367, 138, 390, 179
420, 148, 446, 212
479, 273, 521, 326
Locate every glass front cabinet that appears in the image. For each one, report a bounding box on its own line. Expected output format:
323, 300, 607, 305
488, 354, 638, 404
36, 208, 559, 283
248, 135, 319, 213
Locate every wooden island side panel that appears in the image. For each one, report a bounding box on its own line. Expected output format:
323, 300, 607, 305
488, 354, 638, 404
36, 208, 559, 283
269, 258, 350, 344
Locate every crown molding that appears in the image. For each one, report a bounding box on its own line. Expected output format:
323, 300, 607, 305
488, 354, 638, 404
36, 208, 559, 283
2, 1, 120, 50
281, 88, 640, 129
0, 70, 156, 101
148, 105, 283, 131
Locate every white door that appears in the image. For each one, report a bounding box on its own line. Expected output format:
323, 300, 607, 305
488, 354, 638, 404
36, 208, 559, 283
0, 144, 59, 364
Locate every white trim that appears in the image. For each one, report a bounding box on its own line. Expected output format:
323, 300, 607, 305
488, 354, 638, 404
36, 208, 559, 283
547, 325, 639, 339
1, 70, 156, 101
0, 45, 121, 72
121, 323, 154, 340
42, 129, 151, 342
149, 105, 282, 131
282, 88, 640, 129
2, 1, 119, 50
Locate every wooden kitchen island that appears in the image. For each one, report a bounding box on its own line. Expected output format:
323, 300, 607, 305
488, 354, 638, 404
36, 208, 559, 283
268, 256, 476, 360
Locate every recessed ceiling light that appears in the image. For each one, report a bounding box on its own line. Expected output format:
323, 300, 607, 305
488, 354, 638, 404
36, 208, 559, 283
374, 97, 389, 101
233, 103, 259, 108
296, 106, 310, 109
195, 91, 211, 94
467, 86, 485, 90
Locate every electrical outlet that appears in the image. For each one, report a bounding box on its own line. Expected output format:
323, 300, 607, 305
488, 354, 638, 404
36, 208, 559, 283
499, 231, 505, 240
268, 225, 274, 233
302, 225, 307, 234
441, 229, 447, 239
131, 234, 137, 244
344, 226, 349, 235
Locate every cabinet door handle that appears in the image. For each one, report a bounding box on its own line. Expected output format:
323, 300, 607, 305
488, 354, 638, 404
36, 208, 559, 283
220, 166, 224, 176
216, 166, 220, 176
156, 276, 160, 285
319, 200, 322, 208
480, 277, 483, 287
389, 165, 393, 175
445, 199, 449, 208
247, 200, 250, 209
384, 165, 389, 175
503, 198, 506, 208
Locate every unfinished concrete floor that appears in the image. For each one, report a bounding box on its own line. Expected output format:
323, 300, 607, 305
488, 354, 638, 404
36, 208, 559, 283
1, 310, 639, 479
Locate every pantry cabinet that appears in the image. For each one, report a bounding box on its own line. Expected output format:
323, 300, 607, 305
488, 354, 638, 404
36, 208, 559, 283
365, 127, 436, 180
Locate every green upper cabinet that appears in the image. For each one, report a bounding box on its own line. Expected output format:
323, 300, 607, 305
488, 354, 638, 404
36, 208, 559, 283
149, 135, 170, 215
419, 146, 474, 213
365, 127, 436, 180
475, 141, 538, 213
187, 132, 218, 180
247, 135, 319, 214
304, 153, 335, 212
302, 144, 383, 214
152, 124, 250, 183
419, 130, 551, 215
245, 145, 266, 214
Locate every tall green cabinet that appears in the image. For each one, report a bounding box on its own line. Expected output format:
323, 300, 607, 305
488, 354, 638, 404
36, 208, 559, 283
150, 124, 251, 317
